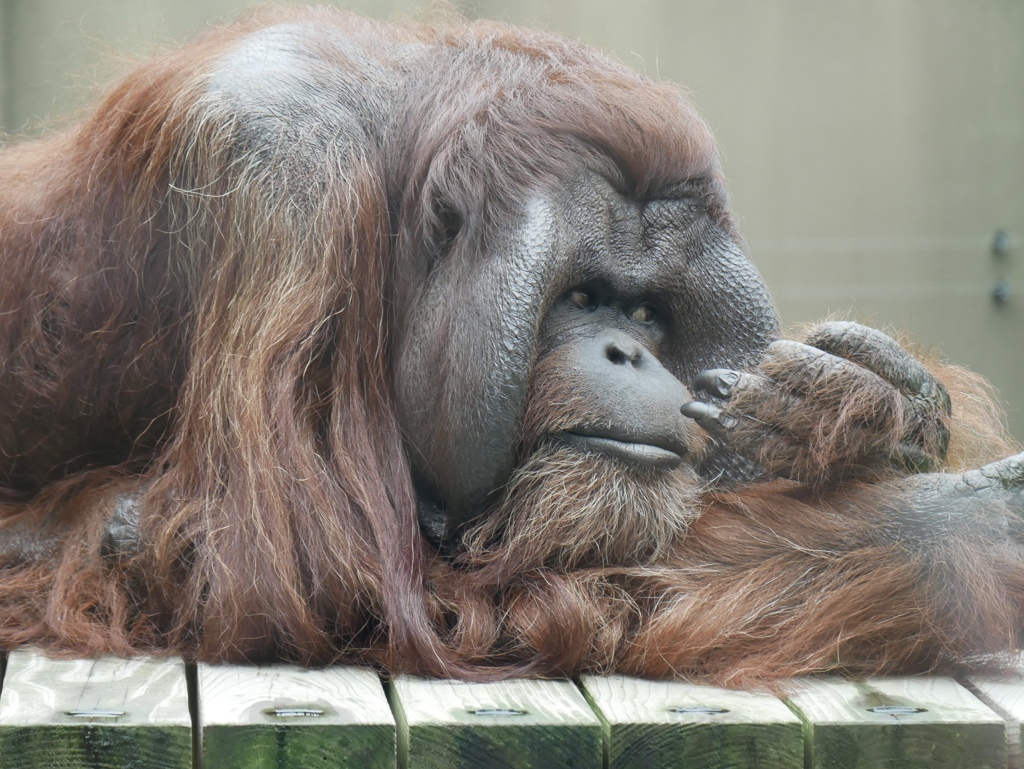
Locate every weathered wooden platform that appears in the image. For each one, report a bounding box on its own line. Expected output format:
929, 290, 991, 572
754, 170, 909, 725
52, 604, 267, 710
0, 648, 1021, 768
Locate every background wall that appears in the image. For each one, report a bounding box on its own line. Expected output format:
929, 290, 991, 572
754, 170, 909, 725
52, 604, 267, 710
1, 0, 1021, 439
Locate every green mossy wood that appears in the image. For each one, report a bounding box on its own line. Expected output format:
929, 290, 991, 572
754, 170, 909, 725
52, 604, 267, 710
786, 677, 1006, 769
198, 663, 395, 769
966, 671, 1024, 769
390, 677, 601, 769
581, 675, 803, 769
0, 650, 191, 769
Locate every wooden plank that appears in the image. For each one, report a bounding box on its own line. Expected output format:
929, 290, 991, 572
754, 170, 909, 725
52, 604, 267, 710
390, 677, 601, 769
580, 675, 802, 768
198, 662, 394, 769
785, 677, 1005, 769
0, 649, 191, 769
966, 671, 1024, 769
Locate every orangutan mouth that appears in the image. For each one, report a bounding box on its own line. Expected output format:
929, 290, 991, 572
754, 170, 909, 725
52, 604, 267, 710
560, 432, 686, 468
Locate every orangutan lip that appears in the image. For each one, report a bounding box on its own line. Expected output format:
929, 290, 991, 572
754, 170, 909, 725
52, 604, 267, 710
561, 433, 684, 469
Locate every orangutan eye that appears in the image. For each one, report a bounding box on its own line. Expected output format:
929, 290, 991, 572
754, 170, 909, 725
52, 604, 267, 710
568, 289, 594, 309
630, 303, 655, 323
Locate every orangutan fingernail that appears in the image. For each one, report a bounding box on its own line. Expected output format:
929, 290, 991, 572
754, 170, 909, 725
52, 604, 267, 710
681, 402, 737, 434
717, 371, 740, 393
681, 401, 710, 420
693, 369, 739, 398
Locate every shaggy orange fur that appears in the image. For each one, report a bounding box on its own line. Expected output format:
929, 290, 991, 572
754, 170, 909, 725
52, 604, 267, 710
0, 7, 1021, 687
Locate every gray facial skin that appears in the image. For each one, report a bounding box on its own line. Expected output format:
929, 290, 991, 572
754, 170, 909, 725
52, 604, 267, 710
394, 174, 778, 537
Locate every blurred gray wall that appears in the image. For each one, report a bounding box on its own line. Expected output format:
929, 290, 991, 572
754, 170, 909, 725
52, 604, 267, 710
1, 0, 1022, 439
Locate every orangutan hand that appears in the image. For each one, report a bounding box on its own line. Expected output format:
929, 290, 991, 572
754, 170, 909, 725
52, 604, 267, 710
683, 321, 951, 483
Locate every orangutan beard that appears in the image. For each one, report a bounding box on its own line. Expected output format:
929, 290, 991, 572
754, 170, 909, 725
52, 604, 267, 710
458, 440, 705, 573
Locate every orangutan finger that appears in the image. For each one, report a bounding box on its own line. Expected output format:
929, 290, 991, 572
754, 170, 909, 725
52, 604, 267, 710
689, 370, 809, 460
805, 322, 943, 398
759, 339, 893, 399
805, 323, 951, 463
953, 452, 1024, 498
680, 401, 737, 439
688, 369, 798, 436
683, 379, 799, 463
692, 369, 742, 399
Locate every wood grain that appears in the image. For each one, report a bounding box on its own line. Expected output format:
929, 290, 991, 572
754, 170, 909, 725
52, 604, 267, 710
581, 675, 802, 768
0, 649, 191, 769
785, 677, 1005, 769
198, 662, 394, 768
390, 677, 601, 769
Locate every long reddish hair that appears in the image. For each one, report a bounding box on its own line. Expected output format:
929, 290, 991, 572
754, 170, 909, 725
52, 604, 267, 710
0, 7, 1019, 685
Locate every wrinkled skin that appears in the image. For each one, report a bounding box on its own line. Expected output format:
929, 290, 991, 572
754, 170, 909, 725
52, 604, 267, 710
395, 173, 778, 537
394, 169, 1012, 548
92, 36, 1021, 584
685, 321, 954, 481
1, 8, 1023, 675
